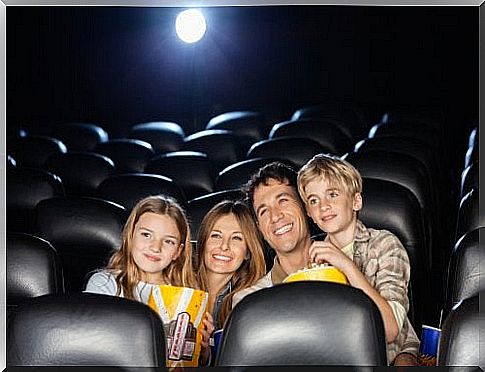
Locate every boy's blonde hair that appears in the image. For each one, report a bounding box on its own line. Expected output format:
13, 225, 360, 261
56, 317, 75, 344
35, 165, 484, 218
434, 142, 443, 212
297, 153, 362, 202
106, 195, 197, 299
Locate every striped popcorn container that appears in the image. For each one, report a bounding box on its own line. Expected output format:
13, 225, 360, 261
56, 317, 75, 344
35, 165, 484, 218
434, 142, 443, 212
148, 285, 209, 368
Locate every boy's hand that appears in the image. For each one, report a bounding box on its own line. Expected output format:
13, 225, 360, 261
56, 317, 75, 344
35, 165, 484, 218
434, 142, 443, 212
309, 240, 354, 275
198, 312, 215, 366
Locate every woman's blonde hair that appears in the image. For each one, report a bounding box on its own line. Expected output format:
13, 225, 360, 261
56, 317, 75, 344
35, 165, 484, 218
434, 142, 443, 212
107, 195, 197, 300
297, 153, 362, 202
196, 200, 266, 327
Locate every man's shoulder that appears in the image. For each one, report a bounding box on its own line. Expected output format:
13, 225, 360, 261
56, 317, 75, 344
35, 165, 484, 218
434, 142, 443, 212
232, 271, 273, 308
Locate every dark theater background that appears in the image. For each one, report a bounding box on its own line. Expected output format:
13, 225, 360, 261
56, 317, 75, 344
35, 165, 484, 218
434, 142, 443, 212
7, 6, 478, 138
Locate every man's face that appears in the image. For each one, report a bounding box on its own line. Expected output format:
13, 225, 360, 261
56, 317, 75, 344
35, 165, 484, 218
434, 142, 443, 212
253, 178, 309, 256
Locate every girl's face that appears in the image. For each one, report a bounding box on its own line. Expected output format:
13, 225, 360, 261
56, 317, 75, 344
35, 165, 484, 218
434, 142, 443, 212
131, 212, 182, 284
204, 213, 248, 277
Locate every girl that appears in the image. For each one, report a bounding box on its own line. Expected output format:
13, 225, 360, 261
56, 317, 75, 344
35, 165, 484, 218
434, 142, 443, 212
196, 200, 266, 331
85, 195, 213, 365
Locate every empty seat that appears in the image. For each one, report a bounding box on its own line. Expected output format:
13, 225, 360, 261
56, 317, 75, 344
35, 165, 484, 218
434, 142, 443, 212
128, 121, 185, 153
438, 294, 482, 369
291, 103, 368, 142
206, 111, 268, 152
45, 151, 115, 196
34, 196, 126, 292
468, 126, 477, 149
456, 189, 483, 242
186, 189, 245, 236
51, 122, 109, 151
145, 151, 215, 200
8, 135, 67, 169
7, 292, 167, 367
97, 173, 186, 211
181, 129, 244, 173
461, 162, 478, 199
216, 281, 387, 366
94, 138, 155, 174
7, 232, 64, 315
444, 228, 485, 315
269, 119, 353, 155
215, 157, 295, 191
247, 137, 326, 168
358, 177, 428, 330
7, 154, 16, 169
7, 168, 65, 233
464, 144, 478, 170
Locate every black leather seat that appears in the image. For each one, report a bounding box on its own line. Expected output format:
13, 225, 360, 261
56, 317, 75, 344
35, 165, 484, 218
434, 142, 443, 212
438, 294, 482, 369
8, 135, 67, 169
97, 173, 186, 211
468, 126, 477, 150
206, 111, 268, 152
7, 292, 167, 368
45, 151, 116, 196
7, 168, 65, 234
216, 281, 387, 366
464, 144, 478, 170
7, 154, 16, 169
34, 196, 127, 292
269, 119, 353, 156
291, 103, 368, 143
444, 228, 485, 315
461, 162, 478, 199
186, 189, 245, 236
51, 122, 109, 151
456, 189, 483, 242
215, 157, 295, 191
247, 137, 326, 168
181, 129, 244, 173
94, 138, 155, 174
7, 232, 64, 316
358, 177, 428, 330
128, 121, 185, 154
145, 151, 215, 200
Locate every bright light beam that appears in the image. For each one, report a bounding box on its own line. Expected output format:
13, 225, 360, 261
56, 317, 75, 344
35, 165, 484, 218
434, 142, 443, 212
176, 9, 207, 44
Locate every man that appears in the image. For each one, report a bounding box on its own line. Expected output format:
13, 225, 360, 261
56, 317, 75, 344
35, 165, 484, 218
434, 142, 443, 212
232, 161, 419, 366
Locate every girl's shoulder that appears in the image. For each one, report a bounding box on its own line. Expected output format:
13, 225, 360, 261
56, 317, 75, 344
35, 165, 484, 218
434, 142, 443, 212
84, 270, 120, 294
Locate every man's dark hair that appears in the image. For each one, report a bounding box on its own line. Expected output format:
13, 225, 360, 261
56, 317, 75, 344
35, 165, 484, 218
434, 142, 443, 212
242, 161, 298, 211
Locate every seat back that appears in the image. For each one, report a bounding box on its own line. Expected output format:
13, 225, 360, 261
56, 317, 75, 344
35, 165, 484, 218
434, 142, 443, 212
438, 294, 483, 369
34, 196, 127, 292
7, 232, 64, 314
461, 162, 478, 199
94, 138, 155, 173
97, 173, 186, 211
444, 228, 485, 315
270, 119, 353, 155
45, 151, 115, 196
182, 129, 244, 172
145, 151, 215, 200
128, 121, 185, 153
7, 293, 167, 367
456, 189, 483, 242
216, 281, 387, 366
51, 122, 108, 151
8, 135, 67, 169
7, 168, 65, 233
247, 137, 326, 168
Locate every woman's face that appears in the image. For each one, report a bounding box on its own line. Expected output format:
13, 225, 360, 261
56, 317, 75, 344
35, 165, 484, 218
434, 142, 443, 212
131, 212, 182, 284
203, 213, 248, 276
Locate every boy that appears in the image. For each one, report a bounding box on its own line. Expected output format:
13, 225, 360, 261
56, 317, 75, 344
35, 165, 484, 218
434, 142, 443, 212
297, 153, 419, 365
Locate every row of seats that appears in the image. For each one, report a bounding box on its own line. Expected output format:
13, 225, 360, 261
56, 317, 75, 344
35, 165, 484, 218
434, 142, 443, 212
7, 286, 482, 367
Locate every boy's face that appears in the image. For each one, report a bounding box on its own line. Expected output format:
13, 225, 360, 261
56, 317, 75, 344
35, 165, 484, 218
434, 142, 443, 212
253, 178, 309, 256
302, 176, 362, 237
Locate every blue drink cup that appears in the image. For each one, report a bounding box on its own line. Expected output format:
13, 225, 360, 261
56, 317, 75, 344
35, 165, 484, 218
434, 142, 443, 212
418, 325, 441, 366
211, 329, 224, 361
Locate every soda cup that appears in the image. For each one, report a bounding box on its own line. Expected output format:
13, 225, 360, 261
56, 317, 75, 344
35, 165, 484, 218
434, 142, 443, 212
418, 325, 441, 366
211, 329, 224, 360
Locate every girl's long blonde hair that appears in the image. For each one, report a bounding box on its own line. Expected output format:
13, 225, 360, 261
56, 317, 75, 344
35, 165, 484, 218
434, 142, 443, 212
196, 200, 266, 327
107, 195, 198, 299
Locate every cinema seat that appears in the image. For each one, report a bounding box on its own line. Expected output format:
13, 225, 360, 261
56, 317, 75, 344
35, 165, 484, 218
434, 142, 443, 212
7, 292, 167, 368
456, 189, 483, 242
128, 121, 185, 154
8, 135, 67, 169
51, 122, 109, 151
216, 281, 387, 366
460, 162, 478, 199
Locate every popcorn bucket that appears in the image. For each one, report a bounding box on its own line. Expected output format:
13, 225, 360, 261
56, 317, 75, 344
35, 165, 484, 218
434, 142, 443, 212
283, 264, 349, 285
148, 285, 209, 368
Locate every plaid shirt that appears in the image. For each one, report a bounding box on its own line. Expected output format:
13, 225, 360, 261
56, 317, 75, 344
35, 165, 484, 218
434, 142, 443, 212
353, 219, 419, 364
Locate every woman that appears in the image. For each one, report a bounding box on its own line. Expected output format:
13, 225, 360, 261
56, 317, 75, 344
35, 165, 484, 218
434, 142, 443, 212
196, 199, 266, 331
